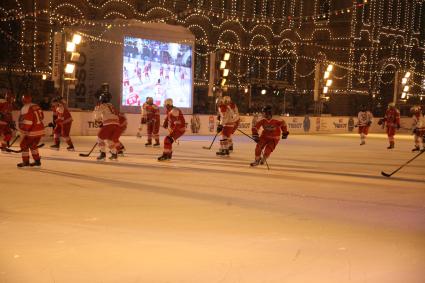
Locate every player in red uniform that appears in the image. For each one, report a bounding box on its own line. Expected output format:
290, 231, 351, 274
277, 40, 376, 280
158, 98, 185, 161
356, 104, 373, 145
216, 96, 239, 156
140, 97, 160, 146
0, 91, 15, 151
17, 93, 45, 167
49, 96, 74, 151
379, 102, 400, 149
93, 93, 121, 161
250, 105, 289, 167
410, 105, 425, 152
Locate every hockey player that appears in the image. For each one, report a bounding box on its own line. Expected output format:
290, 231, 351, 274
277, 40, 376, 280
356, 104, 373, 145
216, 96, 238, 156
228, 96, 240, 152
117, 112, 127, 155
378, 102, 400, 149
17, 93, 45, 167
0, 91, 15, 151
410, 105, 425, 152
158, 98, 185, 161
139, 96, 160, 146
250, 105, 289, 167
93, 93, 121, 161
49, 96, 74, 151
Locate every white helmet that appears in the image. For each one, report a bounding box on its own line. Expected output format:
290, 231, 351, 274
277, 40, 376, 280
164, 98, 173, 107
215, 97, 223, 106
222, 96, 231, 104
410, 105, 421, 113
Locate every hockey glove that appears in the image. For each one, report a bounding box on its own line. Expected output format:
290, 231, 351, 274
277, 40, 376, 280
282, 131, 289, 139
397, 124, 400, 130
141, 117, 147, 124
367, 121, 372, 126
216, 124, 223, 133
377, 119, 384, 126
163, 120, 168, 129
252, 134, 260, 143
48, 122, 55, 128
9, 121, 16, 130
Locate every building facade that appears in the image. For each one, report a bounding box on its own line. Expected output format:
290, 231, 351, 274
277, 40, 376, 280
0, 0, 424, 115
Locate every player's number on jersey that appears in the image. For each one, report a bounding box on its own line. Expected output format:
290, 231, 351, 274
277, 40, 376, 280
34, 109, 44, 125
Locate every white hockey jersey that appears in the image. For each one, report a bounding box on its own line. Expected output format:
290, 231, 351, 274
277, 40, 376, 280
93, 103, 119, 126
357, 111, 373, 127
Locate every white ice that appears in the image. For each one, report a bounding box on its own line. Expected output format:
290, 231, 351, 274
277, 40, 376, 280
0, 134, 424, 283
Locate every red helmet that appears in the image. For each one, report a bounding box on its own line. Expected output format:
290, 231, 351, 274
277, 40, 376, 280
22, 93, 32, 104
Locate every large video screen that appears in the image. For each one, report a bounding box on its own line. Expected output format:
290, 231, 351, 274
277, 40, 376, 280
122, 36, 192, 110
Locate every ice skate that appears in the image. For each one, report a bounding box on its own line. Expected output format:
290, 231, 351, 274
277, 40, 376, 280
216, 149, 229, 156
157, 154, 171, 161
250, 159, 261, 167
387, 144, 394, 149
97, 152, 106, 161
228, 145, 233, 152
153, 141, 160, 147
360, 141, 366, 145
17, 161, 30, 168
50, 143, 60, 150
412, 146, 420, 152
145, 141, 152, 147
30, 160, 41, 167
109, 153, 118, 161
66, 145, 75, 151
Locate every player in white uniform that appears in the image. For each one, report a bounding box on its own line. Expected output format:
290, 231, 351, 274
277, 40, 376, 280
410, 105, 425, 152
356, 105, 373, 145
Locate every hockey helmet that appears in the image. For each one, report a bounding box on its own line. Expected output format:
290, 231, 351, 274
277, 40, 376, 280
146, 97, 154, 105
222, 96, 231, 104
215, 96, 223, 106
101, 82, 109, 92
22, 93, 32, 104
262, 105, 273, 116
52, 95, 63, 103
164, 98, 173, 108
410, 105, 421, 113
98, 93, 110, 104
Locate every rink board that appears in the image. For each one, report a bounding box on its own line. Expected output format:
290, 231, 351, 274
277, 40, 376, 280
12, 111, 414, 136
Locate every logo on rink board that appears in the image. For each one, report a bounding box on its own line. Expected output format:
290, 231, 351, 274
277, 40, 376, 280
288, 117, 303, 129
88, 121, 103, 128
333, 118, 347, 129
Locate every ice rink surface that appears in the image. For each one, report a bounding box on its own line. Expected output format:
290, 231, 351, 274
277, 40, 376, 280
0, 133, 424, 283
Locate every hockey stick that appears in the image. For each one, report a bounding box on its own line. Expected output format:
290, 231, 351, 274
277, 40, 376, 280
381, 149, 425, 177
202, 132, 219, 149
8, 134, 20, 147
5, 143, 45, 153
79, 142, 98, 157
237, 128, 270, 170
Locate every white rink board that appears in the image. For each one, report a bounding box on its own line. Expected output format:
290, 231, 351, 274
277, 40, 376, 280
12, 111, 415, 136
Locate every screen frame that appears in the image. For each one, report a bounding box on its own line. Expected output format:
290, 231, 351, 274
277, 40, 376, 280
120, 34, 194, 115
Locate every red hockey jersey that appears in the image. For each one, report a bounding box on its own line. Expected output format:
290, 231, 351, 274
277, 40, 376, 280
141, 103, 160, 122
384, 108, 400, 128
164, 107, 185, 132
18, 103, 45, 137
252, 118, 288, 139
54, 102, 73, 125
